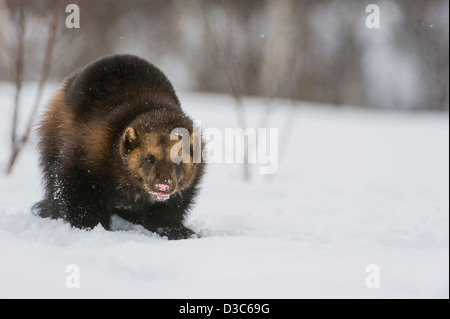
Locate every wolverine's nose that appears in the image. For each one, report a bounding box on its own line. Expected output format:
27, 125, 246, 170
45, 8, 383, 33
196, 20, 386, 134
155, 183, 172, 193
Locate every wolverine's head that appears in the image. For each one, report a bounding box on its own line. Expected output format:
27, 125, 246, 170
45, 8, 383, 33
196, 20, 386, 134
119, 114, 202, 202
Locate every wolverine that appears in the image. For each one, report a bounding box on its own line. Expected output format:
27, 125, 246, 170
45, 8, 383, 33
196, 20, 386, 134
33, 54, 205, 240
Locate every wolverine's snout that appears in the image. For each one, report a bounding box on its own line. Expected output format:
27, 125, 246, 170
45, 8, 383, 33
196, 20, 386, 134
156, 183, 171, 192
152, 176, 174, 192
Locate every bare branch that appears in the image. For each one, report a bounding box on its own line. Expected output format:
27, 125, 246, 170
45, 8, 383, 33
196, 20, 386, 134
202, 1, 250, 180
6, 0, 59, 174
6, 0, 25, 156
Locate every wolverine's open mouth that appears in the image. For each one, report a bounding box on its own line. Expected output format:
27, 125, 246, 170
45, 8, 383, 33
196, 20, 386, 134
143, 184, 172, 201
149, 191, 171, 201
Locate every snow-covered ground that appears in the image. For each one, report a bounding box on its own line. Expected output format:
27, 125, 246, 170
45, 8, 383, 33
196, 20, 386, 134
0, 83, 448, 298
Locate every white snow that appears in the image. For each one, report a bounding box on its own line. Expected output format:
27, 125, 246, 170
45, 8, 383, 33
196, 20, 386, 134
0, 83, 448, 298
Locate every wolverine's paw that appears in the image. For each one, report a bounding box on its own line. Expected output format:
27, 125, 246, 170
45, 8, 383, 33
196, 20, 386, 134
32, 200, 61, 219
156, 225, 197, 240
31, 201, 46, 217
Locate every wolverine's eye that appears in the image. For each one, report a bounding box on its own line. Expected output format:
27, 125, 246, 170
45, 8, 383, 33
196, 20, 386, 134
146, 155, 155, 164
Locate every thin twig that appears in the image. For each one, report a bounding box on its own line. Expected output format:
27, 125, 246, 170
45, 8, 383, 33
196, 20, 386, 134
9, 0, 25, 156
202, 1, 250, 180
6, 0, 59, 174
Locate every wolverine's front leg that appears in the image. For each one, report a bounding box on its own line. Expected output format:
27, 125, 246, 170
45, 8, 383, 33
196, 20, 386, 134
141, 204, 196, 240
60, 168, 110, 229
155, 224, 196, 240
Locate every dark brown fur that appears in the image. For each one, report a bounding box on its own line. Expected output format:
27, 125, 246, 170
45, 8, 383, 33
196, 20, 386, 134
33, 54, 205, 239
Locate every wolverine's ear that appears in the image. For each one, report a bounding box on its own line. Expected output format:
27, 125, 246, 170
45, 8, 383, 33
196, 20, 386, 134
123, 127, 138, 151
